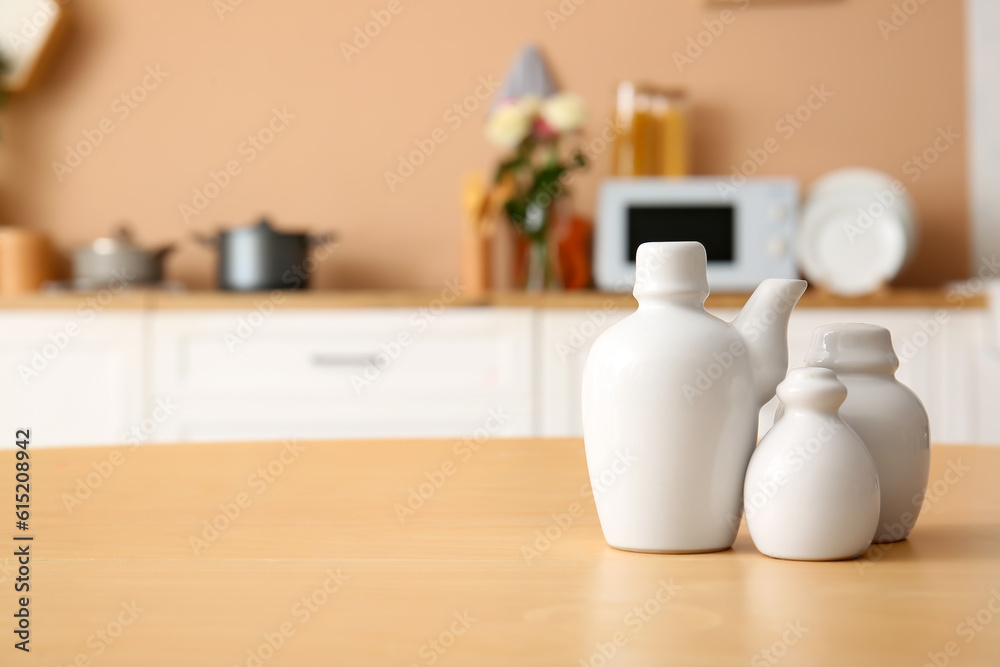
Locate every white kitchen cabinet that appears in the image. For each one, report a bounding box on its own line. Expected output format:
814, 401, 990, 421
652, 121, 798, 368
148, 308, 535, 442
0, 311, 144, 448
976, 284, 1000, 443
538, 305, 630, 437
538, 305, 993, 444
0, 296, 993, 447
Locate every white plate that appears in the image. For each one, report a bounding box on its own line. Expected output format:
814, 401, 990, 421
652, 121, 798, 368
797, 168, 917, 296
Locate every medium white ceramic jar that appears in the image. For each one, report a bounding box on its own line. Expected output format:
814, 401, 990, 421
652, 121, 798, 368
802, 323, 931, 543
745, 367, 880, 561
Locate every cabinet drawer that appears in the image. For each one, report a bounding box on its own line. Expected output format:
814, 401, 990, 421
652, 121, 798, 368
152, 309, 530, 396
149, 308, 535, 440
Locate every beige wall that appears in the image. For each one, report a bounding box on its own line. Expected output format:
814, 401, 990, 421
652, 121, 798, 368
0, 0, 968, 289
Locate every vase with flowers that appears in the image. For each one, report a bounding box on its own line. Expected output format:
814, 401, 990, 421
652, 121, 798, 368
485, 92, 588, 291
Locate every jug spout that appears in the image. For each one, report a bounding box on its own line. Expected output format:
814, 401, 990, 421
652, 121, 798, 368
731, 279, 807, 407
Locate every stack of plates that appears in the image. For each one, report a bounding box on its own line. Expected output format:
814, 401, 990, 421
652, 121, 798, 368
797, 168, 918, 296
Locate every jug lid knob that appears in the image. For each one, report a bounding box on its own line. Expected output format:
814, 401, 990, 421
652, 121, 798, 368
633, 242, 709, 300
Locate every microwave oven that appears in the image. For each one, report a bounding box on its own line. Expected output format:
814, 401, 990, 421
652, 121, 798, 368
594, 178, 799, 292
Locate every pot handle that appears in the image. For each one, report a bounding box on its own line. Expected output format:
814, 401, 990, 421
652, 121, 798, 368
307, 232, 337, 249
192, 232, 218, 247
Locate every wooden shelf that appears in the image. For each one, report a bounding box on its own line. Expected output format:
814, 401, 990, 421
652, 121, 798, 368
0, 287, 985, 310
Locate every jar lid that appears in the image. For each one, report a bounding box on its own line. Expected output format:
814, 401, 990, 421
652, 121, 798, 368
776, 367, 848, 413
806, 323, 899, 375
633, 242, 709, 301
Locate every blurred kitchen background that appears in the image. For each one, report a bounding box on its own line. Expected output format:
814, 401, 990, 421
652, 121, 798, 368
0, 0, 997, 448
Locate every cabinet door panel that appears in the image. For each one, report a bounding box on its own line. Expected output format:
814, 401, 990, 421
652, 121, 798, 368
0, 312, 144, 448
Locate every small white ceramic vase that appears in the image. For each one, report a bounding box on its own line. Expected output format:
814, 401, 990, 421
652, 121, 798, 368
802, 323, 931, 543
745, 367, 880, 561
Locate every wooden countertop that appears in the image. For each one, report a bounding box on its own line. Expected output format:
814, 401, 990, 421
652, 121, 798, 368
3, 439, 998, 665
0, 287, 985, 310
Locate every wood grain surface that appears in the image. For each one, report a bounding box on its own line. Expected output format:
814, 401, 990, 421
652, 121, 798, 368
0, 439, 998, 665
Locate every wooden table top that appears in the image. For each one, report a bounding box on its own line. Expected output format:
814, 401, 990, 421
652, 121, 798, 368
3, 439, 999, 665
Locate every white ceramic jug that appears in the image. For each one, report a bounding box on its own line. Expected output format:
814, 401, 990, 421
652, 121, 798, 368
582, 242, 806, 553
745, 367, 880, 561
801, 323, 930, 543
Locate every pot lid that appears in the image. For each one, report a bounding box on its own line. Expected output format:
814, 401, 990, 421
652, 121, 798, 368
88, 225, 144, 255
83, 225, 173, 258
222, 217, 306, 236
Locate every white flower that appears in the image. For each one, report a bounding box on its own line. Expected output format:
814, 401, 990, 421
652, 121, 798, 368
516, 95, 543, 117
541, 92, 587, 133
525, 202, 546, 233
486, 101, 533, 149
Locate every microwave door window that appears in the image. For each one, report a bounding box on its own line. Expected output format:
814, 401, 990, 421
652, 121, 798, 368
626, 206, 735, 262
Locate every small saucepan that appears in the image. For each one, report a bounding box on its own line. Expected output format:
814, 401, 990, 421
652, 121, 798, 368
195, 218, 336, 291
73, 225, 174, 288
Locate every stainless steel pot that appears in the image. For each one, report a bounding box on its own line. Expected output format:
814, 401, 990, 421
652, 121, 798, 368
195, 218, 335, 291
73, 226, 173, 288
